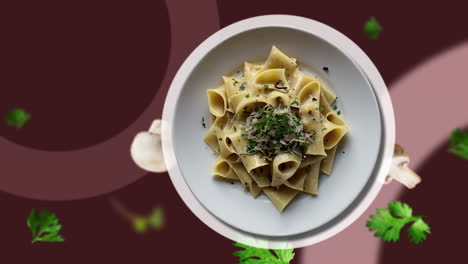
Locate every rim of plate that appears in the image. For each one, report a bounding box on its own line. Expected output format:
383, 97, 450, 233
161, 14, 395, 249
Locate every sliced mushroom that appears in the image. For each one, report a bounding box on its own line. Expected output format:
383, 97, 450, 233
385, 144, 421, 188
130, 119, 167, 173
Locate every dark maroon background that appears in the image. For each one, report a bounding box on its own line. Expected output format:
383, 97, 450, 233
1, 0, 467, 262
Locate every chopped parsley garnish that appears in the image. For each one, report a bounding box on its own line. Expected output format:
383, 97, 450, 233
337, 111, 341, 115
241, 105, 313, 157
332, 105, 337, 110
319, 106, 324, 111
201, 117, 206, 128
245, 94, 250, 98
291, 99, 299, 106
239, 82, 247, 91
232, 78, 239, 86
263, 85, 269, 93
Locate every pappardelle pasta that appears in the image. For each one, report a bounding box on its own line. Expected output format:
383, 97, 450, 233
204, 46, 349, 212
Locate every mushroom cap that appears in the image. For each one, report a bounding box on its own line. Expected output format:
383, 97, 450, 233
130, 120, 166, 173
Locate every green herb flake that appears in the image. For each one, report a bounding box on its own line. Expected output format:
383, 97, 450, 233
147, 207, 164, 230
364, 17, 382, 40
337, 111, 341, 115
239, 82, 247, 91
245, 94, 250, 98
449, 128, 468, 159
263, 85, 269, 92
233, 242, 295, 264
27, 209, 64, 243
367, 201, 430, 244
132, 207, 164, 233
232, 78, 239, 86
132, 217, 148, 233
319, 106, 324, 111
201, 117, 206, 128
5, 108, 31, 128
292, 99, 299, 106
332, 105, 338, 110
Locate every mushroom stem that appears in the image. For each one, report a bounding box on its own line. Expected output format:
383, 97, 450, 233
149, 119, 161, 134
385, 144, 421, 189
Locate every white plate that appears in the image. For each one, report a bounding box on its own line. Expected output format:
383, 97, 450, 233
162, 15, 394, 245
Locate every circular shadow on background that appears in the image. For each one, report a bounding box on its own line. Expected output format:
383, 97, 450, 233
0, 0, 170, 151
379, 125, 468, 262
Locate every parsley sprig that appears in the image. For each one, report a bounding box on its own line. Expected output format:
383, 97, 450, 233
367, 201, 430, 244
27, 209, 64, 243
449, 128, 468, 159
233, 242, 295, 264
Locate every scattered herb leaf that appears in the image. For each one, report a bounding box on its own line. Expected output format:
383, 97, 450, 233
201, 117, 206, 128
233, 242, 295, 264
132, 217, 148, 233
27, 209, 64, 243
132, 207, 165, 233
245, 94, 250, 98
5, 108, 31, 128
449, 128, 468, 159
233, 78, 239, 86
337, 110, 341, 115
291, 99, 299, 106
240, 82, 247, 91
332, 105, 338, 110
147, 207, 164, 230
366, 201, 430, 244
364, 17, 382, 39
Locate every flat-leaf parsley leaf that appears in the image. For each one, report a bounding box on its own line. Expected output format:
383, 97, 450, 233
233, 242, 295, 264
449, 128, 468, 159
367, 201, 430, 244
27, 209, 64, 243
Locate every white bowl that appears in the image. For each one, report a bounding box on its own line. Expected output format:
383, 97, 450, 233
162, 15, 395, 248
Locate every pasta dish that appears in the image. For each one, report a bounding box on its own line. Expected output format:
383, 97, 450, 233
204, 46, 349, 212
